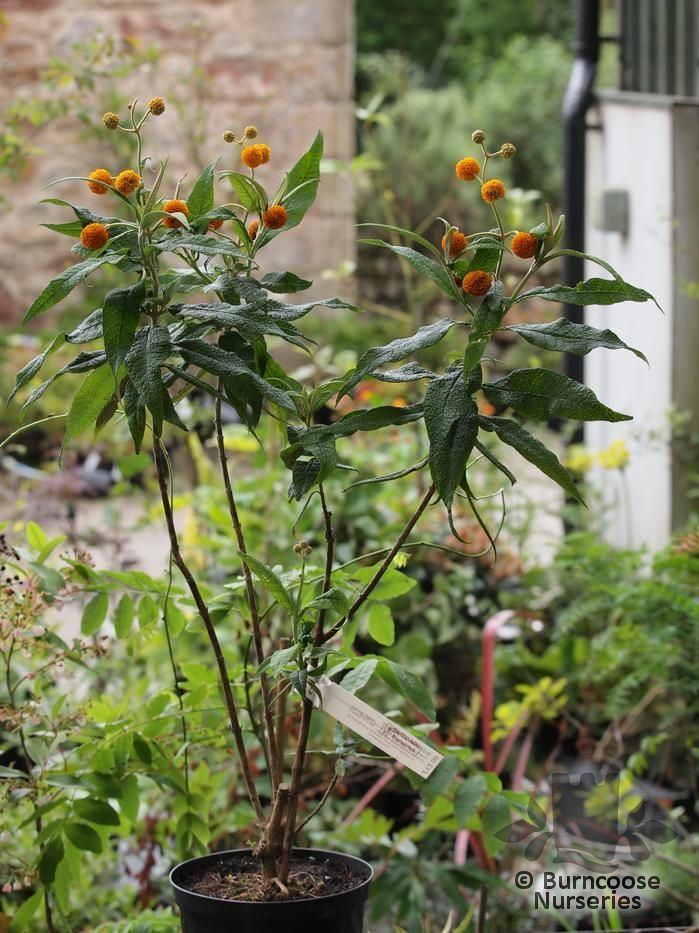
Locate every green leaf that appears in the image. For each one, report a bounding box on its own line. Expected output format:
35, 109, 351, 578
132, 735, 153, 765
102, 280, 146, 376
23, 256, 115, 323
64, 365, 116, 447
367, 603, 395, 646
378, 659, 435, 719
260, 271, 312, 293
175, 338, 296, 412
38, 836, 65, 885
517, 277, 657, 308
20, 350, 106, 413
137, 593, 159, 628
457, 245, 501, 277
361, 240, 461, 302
123, 379, 146, 452
421, 756, 460, 805
81, 592, 109, 636
357, 222, 444, 260
340, 659, 377, 694
509, 317, 647, 363
266, 130, 323, 238
113, 593, 134, 639
483, 368, 631, 422
8, 334, 65, 403
64, 822, 102, 853
8, 887, 44, 931
152, 232, 247, 260
125, 326, 172, 428
352, 565, 417, 600
454, 774, 488, 826
483, 794, 511, 856
187, 159, 217, 220
224, 171, 268, 213
338, 319, 456, 398
479, 416, 583, 504
470, 282, 510, 338
74, 797, 120, 826
304, 587, 349, 616
259, 645, 298, 677
424, 372, 479, 507
238, 553, 296, 616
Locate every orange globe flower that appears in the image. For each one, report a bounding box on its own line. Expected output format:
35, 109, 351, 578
455, 157, 480, 181
511, 231, 537, 259
462, 270, 492, 296
241, 145, 264, 169
481, 179, 506, 202
162, 199, 190, 229
441, 230, 468, 257
255, 143, 271, 164
208, 218, 223, 231
148, 97, 166, 116
248, 220, 259, 240
262, 204, 287, 230
114, 169, 142, 196
87, 168, 112, 195
80, 222, 109, 251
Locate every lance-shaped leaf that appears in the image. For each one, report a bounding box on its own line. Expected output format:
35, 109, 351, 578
64, 364, 117, 447
23, 256, 116, 324
338, 318, 456, 398
373, 362, 437, 383
479, 415, 584, 503
8, 334, 65, 402
265, 130, 323, 239
508, 317, 648, 363
223, 171, 268, 214
483, 368, 631, 423
103, 280, 146, 376
123, 379, 146, 452
172, 302, 312, 350
516, 277, 657, 308
424, 372, 479, 507
151, 232, 247, 260
186, 159, 217, 221
361, 239, 462, 302
175, 337, 296, 412
260, 271, 312, 293
20, 350, 106, 412
125, 326, 173, 427
470, 282, 510, 338
238, 552, 296, 616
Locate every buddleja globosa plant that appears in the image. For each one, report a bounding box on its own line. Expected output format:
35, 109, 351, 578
9, 104, 655, 899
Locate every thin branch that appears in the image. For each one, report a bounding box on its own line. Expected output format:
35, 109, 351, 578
279, 699, 313, 882
214, 386, 279, 790
313, 483, 335, 641
153, 437, 264, 821
295, 772, 339, 835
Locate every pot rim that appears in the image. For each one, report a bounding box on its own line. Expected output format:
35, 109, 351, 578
169, 846, 374, 907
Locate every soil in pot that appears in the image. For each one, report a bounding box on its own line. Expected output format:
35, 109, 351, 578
179, 850, 367, 902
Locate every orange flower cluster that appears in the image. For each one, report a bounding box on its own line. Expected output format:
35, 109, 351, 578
87, 168, 112, 195
462, 270, 492, 296
241, 144, 271, 169
262, 204, 287, 230
481, 179, 506, 203
208, 218, 224, 231
441, 230, 468, 257
114, 170, 142, 196
80, 222, 109, 250
148, 97, 166, 116
455, 157, 480, 181
162, 199, 189, 229
511, 231, 537, 259
248, 220, 259, 240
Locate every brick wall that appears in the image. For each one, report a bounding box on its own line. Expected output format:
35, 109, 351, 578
0, 0, 356, 322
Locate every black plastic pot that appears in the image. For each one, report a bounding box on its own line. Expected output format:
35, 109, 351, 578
170, 847, 374, 933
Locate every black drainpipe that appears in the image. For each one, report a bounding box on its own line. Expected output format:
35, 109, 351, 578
562, 0, 601, 443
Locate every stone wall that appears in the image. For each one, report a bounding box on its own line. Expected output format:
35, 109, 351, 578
0, 0, 356, 323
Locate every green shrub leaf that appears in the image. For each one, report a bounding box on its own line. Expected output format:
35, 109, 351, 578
517, 277, 656, 308
480, 415, 583, 503
425, 372, 479, 507
455, 774, 489, 826
338, 319, 455, 398
81, 593, 109, 636
74, 797, 120, 826
103, 281, 146, 376
64, 365, 117, 447
187, 159, 217, 220
367, 603, 395, 646
509, 317, 647, 363
23, 256, 115, 324
361, 239, 462, 302
64, 822, 102, 853
238, 553, 296, 616
483, 368, 631, 422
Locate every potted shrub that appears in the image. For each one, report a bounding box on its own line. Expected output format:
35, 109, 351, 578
9, 102, 656, 931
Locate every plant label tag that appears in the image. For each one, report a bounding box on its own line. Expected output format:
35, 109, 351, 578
308, 676, 442, 778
